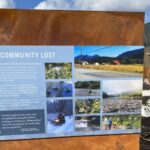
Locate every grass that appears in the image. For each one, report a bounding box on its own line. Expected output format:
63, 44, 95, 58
76, 64, 143, 74
120, 92, 142, 100
102, 115, 141, 129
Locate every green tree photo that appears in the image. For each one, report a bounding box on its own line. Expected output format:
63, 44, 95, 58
45, 63, 72, 79
75, 99, 100, 114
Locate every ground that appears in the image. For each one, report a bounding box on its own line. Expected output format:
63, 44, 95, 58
75, 68, 142, 79
103, 98, 142, 113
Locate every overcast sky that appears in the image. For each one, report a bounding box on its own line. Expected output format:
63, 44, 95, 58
0, 0, 150, 22
103, 79, 143, 95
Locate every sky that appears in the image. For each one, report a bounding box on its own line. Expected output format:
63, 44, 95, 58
74, 46, 144, 57
145, 11, 150, 23
103, 79, 142, 95
14, 0, 42, 9
0, 0, 149, 23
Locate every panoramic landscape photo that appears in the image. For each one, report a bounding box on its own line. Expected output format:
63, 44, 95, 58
102, 79, 142, 113
74, 46, 144, 79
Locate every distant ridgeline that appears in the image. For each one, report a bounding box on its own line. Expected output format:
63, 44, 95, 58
75, 48, 144, 64
145, 22, 150, 46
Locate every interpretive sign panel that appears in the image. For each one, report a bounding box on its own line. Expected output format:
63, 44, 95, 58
0, 45, 143, 140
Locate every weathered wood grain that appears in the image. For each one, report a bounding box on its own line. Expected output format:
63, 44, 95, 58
0, 9, 144, 45
0, 135, 139, 150
0, 9, 144, 150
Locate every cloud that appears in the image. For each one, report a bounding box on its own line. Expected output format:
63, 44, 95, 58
35, 0, 70, 10
0, 0, 15, 8
103, 79, 143, 95
35, 0, 150, 12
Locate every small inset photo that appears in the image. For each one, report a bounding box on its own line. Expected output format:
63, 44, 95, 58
75, 98, 100, 114
103, 79, 142, 113
75, 116, 100, 131
46, 81, 73, 97
142, 90, 150, 97
143, 47, 150, 91
143, 96, 150, 105
142, 96, 150, 118
143, 78, 150, 90
143, 47, 150, 96
102, 114, 141, 130
75, 81, 100, 97
47, 99, 73, 134
45, 63, 72, 79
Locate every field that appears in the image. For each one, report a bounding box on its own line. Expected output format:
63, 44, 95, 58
103, 92, 142, 100
76, 64, 143, 74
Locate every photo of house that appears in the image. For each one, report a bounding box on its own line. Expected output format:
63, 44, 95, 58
75, 116, 100, 131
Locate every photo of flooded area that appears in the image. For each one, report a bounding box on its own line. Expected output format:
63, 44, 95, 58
103, 79, 142, 113
75, 81, 100, 97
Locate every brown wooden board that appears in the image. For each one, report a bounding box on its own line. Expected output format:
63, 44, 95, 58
0, 9, 144, 45
0, 135, 139, 150
0, 9, 144, 150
